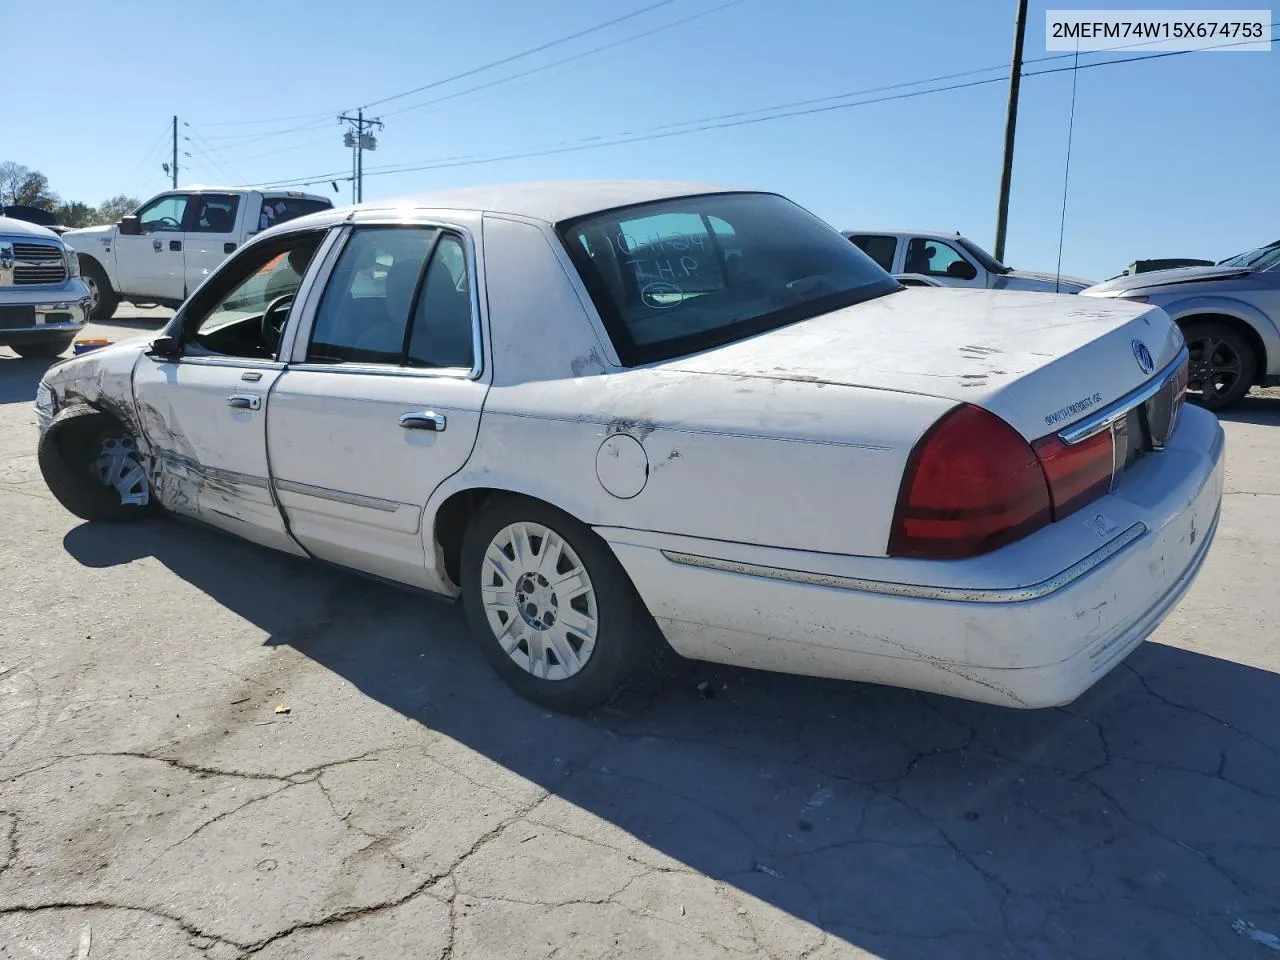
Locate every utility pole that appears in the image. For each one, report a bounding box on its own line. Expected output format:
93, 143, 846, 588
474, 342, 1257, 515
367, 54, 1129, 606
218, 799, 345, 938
339, 109, 383, 204
171, 115, 179, 189
993, 0, 1028, 263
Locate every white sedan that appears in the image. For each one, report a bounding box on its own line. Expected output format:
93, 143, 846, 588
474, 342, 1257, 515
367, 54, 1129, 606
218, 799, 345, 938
35, 181, 1223, 714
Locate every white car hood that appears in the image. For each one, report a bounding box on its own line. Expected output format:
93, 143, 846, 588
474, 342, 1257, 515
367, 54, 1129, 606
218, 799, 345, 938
0, 216, 64, 241
60, 223, 116, 251
666, 287, 1184, 441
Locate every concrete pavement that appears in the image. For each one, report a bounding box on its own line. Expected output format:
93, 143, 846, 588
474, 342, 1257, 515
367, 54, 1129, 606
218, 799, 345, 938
1, 311, 1278, 959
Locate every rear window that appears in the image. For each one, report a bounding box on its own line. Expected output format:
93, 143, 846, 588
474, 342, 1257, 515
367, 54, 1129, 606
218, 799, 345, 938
559, 193, 898, 366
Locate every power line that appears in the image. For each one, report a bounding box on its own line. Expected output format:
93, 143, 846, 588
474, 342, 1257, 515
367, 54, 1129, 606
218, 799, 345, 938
191, 0, 680, 141
362, 0, 679, 110
252, 27, 1276, 191
381, 0, 749, 120
119, 126, 173, 198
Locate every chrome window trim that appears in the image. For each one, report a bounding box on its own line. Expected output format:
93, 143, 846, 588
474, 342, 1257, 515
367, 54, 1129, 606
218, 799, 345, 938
662, 521, 1147, 605
285, 219, 487, 382
1059, 346, 1188, 445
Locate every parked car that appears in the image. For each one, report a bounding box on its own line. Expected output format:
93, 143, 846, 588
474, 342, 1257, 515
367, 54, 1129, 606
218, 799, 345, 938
1082, 239, 1280, 410
62, 186, 333, 320
0, 216, 91, 357
35, 181, 1222, 714
845, 229, 1094, 293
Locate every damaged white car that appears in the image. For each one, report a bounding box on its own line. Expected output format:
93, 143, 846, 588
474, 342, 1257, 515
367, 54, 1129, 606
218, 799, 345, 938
35, 181, 1223, 713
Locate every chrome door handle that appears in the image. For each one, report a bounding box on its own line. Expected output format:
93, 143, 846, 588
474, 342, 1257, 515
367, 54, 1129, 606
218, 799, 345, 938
226, 394, 261, 410
152, 238, 162, 252
399, 411, 446, 432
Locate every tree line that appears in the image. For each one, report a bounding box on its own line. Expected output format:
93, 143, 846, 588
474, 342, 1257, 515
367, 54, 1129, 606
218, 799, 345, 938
1, 161, 138, 228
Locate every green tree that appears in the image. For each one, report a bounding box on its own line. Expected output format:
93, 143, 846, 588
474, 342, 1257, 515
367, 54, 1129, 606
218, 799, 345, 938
97, 194, 139, 223
0, 161, 59, 210
55, 200, 98, 228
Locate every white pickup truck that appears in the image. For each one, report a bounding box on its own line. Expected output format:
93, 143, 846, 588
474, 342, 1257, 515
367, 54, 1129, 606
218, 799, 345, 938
63, 186, 332, 319
844, 228, 1094, 294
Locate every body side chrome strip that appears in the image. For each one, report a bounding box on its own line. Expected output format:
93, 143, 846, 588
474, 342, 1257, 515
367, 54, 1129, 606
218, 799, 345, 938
661, 521, 1147, 604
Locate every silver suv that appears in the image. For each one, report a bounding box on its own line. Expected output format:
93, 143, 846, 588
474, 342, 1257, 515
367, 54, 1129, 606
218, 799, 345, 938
0, 216, 91, 358
1082, 239, 1280, 411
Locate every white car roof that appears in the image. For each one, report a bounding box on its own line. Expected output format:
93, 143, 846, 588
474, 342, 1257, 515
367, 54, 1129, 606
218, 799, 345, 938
340, 179, 748, 226
844, 228, 964, 240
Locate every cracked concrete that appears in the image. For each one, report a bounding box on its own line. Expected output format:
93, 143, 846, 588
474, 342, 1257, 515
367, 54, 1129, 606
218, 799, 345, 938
2, 327, 1280, 958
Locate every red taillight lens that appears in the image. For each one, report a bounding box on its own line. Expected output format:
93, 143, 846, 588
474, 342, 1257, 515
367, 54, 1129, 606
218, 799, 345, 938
1031, 430, 1113, 518
889, 405, 1052, 559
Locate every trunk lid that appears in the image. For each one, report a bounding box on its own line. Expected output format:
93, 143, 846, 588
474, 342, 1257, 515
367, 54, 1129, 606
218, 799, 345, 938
665, 287, 1185, 440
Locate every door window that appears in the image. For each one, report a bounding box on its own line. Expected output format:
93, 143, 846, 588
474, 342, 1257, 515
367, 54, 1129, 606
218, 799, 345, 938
258, 197, 333, 232
182, 232, 324, 359
190, 194, 241, 234
308, 226, 475, 369
137, 194, 190, 233
904, 237, 970, 277
848, 235, 897, 271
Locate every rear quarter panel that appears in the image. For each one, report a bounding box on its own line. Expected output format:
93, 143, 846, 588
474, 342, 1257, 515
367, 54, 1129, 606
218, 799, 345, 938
427, 215, 955, 557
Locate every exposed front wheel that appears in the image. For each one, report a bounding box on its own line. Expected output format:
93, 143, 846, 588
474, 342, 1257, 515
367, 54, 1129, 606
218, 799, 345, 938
10, 334, 75, 358
1181, 321, 1256, 411
38, 408, 154, 522
80, 258, 119, 321
460, 496, 666, 714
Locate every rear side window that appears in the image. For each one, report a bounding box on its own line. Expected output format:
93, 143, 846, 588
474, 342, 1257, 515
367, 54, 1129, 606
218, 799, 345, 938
258, 197, 333, 231
307, 226, 474, 369
848, 234, 897, 271
560, 193, 898, 366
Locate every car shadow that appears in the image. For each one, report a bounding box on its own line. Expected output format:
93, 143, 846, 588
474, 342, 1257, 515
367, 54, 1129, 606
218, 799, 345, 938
62, 519, 1280, 958
0, 355, 59, 404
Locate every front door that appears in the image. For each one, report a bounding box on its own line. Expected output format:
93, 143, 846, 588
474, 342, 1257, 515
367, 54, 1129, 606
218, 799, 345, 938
902, 236, 986, 287
132, 228, 329, 555
115, 192, 192, 301
268, 224, 487, 589
185, 193, 245, 291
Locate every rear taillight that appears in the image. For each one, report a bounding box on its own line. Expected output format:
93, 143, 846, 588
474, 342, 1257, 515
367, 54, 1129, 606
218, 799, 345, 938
889, 405, 1052, 559
1031, 430, 1113, 517
890, 404, 1118, 560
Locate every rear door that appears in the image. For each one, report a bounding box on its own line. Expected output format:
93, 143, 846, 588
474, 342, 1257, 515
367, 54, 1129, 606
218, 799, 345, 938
267, 219, 487, 589
847, 234, 900, 273
185, 193, 245, 292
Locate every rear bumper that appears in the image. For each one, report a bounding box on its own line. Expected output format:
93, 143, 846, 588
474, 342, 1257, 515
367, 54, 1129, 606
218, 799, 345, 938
601, 405, 1225, 708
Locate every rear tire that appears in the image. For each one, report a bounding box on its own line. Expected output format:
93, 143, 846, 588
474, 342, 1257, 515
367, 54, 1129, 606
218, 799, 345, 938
10, 334, 75, 358
1181, 320, 1256, 411
80, 258, 119, 321
38, 408, 154, 522
460, 495, 668, 714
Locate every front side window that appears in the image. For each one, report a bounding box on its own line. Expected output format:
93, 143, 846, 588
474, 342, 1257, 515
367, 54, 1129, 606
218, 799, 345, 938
307, 226, 474, 369
138, 194, 189, 233
848, 234, 898, 271
182, 232, 324, 359
560, 192, 898, 366
904, 237, 969, 278
191, 194, 241, 234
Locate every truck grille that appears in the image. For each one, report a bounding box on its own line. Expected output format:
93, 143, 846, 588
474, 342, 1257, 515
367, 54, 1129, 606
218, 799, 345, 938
11, 242, 68, 285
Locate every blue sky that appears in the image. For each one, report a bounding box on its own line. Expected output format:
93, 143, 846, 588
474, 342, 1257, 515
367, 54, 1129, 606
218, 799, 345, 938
7, 0, 1275, 280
